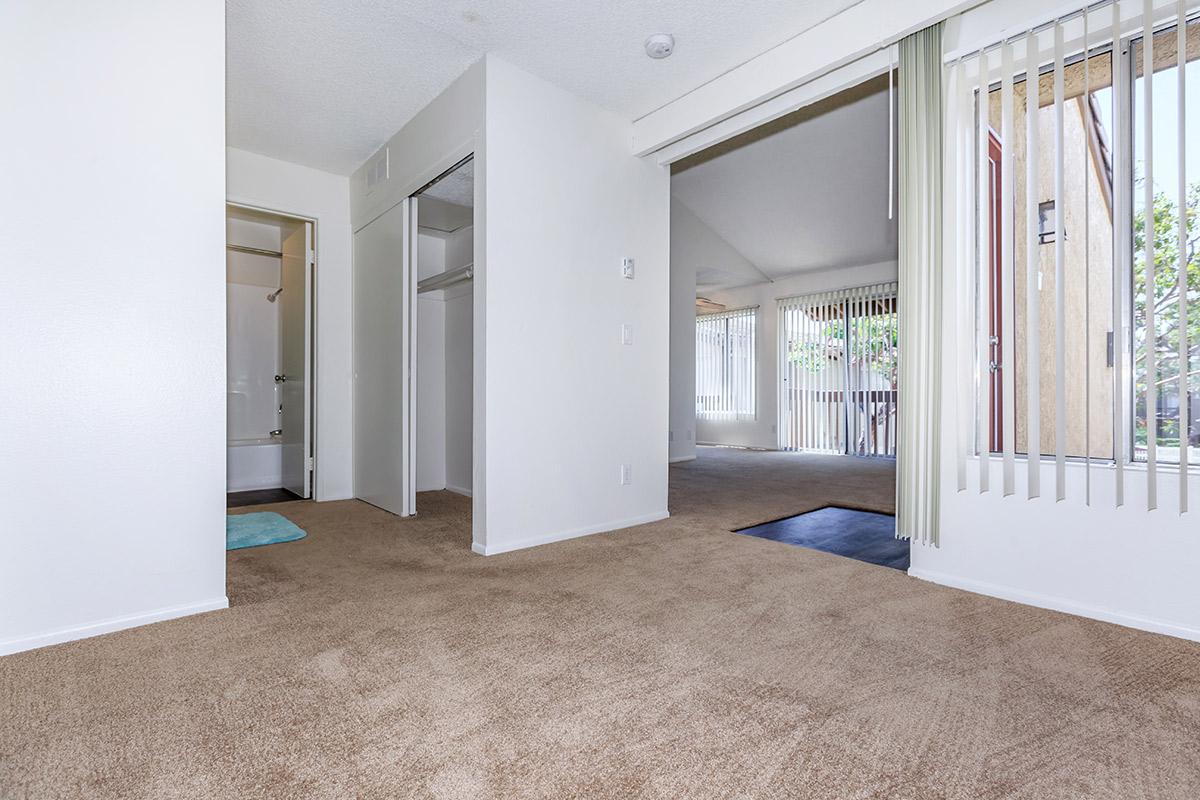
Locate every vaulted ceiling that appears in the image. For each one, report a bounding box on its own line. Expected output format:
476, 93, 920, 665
671, 75, 898, 284
226, 0, 863, 174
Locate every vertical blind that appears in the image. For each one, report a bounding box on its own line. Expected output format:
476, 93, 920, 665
696, 307, 757, 419
778, 282, 899, 456
953, 0, 1198, 511
898, 22, 945, 545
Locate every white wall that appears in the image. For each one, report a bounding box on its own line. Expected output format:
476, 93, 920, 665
669, 231, 698, 463
417, 230, 448, 280
350, 60, 484, 533
351, 63, 484, 231
0, 0, 227, 655
444, 283, 474, 495
686, 261, 897, 450
480, 56, 671, 554
632, 0, 976, 155
444, 224, 474, 271
226, 217, 283, 445
669, 198, 766, 461
226, 148, 354, 501
905, 0, 1200, 643
416, 293, 447, 491
226, 283, 281, 442
440, 225, 475, 496
348, 56, 670, 555
414, 226, 474, 495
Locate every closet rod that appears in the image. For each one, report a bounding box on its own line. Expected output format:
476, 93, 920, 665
226, 243, 283, 258
418, 264, 473, 293
418, 265, 474, 293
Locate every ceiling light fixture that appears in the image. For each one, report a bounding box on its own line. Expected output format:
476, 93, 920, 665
644, 33, 675, 59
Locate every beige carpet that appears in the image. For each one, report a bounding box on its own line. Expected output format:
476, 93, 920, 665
3, 447, 1199, 799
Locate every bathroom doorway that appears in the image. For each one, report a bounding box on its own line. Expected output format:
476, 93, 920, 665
225, 204, 315, 507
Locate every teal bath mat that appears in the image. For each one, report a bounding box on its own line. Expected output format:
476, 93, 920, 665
226, 512, 307, 551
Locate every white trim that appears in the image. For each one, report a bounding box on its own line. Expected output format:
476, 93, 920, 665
226, 198, 322, 502
669, 455, 698, 463
445, 484, 473, 497
472, 510, 670, 556
0, 597, 229, 657
632, 0, 976, 156
908, 568, 1200, 642
651, 48, 894, 166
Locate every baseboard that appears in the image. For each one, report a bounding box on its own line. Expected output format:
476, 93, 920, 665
228, 479, 284, 492
445, 484, 472, 497
907, 567, 1200, 643
668, 455, 697, 464
472, 509, 670, 556
0, 596, 230, 657
695, 442, 776, 451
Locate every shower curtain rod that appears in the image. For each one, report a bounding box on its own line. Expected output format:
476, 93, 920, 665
226, 243, 283, 258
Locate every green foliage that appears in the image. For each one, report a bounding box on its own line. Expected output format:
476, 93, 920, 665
1132, 180, 1200, 445
1128, 183, 1195, 388
786, 310, 898, 384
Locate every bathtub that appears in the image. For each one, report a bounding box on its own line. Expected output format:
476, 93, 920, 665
227, 437, 283, 492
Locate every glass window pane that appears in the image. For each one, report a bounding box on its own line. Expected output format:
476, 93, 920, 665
985, 46, 1115, 459
1131, 19, 1200, 465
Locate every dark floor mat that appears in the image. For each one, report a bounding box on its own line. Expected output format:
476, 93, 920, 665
227, 488, 303, 508
736, 506, 908, 570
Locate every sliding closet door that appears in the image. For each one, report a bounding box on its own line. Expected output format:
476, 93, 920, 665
353, 198, 418, 516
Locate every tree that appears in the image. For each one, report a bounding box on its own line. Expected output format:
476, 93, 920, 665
1132, 180, 1200, 447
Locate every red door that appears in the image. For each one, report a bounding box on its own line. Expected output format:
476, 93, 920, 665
987, 131, 1003, 453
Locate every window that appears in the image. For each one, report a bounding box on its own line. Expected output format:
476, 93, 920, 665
973, 14, 1200, 467
696, 307, 756, 419
1131, 21, 1200, 465
778, 283, 898, 456
982, 41, 1116, 461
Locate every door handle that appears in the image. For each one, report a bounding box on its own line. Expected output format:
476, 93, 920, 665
275, 374, 287, 383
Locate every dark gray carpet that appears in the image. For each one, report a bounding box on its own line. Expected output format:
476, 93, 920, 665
737, 506, 909, 570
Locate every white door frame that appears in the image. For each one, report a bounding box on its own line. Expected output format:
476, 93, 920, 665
226, 200, 318, 498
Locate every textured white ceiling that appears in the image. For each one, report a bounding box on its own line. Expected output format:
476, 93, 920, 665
420, 158, 473, 208
227, 0, 863, 175
670, 76, 897, 281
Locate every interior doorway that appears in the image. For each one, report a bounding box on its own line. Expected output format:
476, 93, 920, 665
225, 205, 314, 506
667, 72, 902, 567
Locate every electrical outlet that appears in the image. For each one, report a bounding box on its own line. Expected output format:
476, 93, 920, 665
622, 257, 635, 279
620, 323, 633, 345
619, 464, 632, 485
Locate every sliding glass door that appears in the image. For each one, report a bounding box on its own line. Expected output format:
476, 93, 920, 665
778, 282, 899, 457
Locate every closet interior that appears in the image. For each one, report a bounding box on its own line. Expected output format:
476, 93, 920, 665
415, 157, 474, 498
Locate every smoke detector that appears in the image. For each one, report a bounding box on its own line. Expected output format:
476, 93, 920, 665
644, 33, 675, 59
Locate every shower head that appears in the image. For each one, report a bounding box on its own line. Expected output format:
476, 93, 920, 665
267, 288, 283, 302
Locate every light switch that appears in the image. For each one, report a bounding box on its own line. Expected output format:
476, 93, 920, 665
622, 258, 635, 280
620, 323, 633, 345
